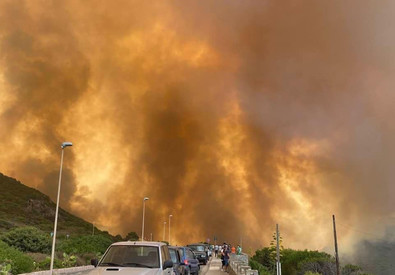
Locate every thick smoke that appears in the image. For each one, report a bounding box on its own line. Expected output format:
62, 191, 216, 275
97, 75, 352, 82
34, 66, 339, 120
0, 0, 394, 263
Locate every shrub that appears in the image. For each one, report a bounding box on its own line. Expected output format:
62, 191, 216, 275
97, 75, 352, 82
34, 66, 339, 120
0, 241, 34, 274
0, 259, 12, 275
1, 226, 51, 253
61, 253, 76, 267
35, 256, 62, 270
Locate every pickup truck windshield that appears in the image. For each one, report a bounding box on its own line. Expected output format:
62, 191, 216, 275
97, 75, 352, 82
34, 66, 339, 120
100, 245, 160, 268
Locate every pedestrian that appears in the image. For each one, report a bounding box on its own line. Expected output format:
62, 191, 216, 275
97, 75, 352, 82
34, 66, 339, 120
231, 245, 236, 254
223, 248, 230, 272
214, 244, 219, 258
237, 245, 242, 255
221, 251, 225, 271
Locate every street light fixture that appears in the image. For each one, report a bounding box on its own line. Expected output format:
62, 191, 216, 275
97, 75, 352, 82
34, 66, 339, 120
141, 197, 149, 241
168, 214, 173, 244
50, 142, 72, 275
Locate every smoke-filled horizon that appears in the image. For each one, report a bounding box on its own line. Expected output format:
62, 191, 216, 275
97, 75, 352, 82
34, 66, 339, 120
1, 0, 394, 256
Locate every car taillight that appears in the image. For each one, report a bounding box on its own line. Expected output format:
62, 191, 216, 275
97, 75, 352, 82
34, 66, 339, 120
184, 259, 189, 265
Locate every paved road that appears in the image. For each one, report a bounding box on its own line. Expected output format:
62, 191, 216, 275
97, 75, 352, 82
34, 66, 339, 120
201, 257, 224, 275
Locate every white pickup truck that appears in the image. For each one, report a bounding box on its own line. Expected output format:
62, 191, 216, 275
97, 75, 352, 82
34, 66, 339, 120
88, 241, 174, 275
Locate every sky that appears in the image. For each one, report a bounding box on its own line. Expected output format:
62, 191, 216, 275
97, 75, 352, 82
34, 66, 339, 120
0, 0, 395, 259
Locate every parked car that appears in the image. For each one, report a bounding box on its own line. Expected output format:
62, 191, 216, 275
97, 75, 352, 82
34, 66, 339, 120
186, 244, 208, 265
202, 244, 212, 257
168, 246, 185, 275
177, 246, 200, 275
89, 241, 174, 275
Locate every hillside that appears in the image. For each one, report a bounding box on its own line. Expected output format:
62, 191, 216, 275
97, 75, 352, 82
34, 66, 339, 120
0, 172, 104, 237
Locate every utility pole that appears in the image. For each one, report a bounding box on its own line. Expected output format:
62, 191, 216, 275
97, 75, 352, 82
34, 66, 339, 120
333, 215, 340, 275
163, 221, 166, 241
276, 224, 282, 275
150, 233, 153, 241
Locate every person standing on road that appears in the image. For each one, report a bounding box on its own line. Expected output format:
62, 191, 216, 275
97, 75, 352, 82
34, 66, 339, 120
223, 247, 230, 273
214, 244, 219, 257
237, 245, 242, 255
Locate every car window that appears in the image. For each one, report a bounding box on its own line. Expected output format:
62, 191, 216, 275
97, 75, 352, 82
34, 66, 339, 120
169, 249, 179, 264
188, 245, 205, 252
178, 249, 184, 258
186, 249, 195, 259
100, 245, 159, 268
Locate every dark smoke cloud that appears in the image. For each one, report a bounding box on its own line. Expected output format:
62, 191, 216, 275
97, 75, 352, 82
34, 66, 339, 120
0, 1, 394, 264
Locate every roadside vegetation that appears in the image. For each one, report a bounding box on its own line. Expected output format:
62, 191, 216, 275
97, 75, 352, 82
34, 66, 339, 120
0, 173, 143, 274
0, 226, 141, 274
249, 234, 372, 275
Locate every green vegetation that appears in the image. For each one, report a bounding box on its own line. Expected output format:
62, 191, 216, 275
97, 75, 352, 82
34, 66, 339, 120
58, 235, 113, 255
0, 172, 120, 272
0, 173, 102, 236
250, 233, 369, 275
1, 226, 51, 253
0, 241, 34, 274
251, 247, 369, 275
125, 231, 139, 241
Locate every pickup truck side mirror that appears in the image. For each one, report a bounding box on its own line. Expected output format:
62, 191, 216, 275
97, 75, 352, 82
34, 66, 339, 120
90, 259, 98, 267
163, 260, 174, 269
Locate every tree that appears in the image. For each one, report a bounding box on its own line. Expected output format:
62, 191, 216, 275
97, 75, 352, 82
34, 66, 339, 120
124, 232, 139, 241
252, 247, 275, 272
342, 264, 364, 275
113, 234, 123, 242
299, 258, 336, 275
281, 249, 333, 275
249, 259, 273, 275
269, 231, 283, 262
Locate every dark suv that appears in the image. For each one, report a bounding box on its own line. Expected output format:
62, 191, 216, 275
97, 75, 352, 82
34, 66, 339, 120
186, 244, 208, 265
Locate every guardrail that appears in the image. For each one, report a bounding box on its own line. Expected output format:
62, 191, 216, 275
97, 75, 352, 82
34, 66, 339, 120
229, 253, 258, 275
19, 265, 94, 275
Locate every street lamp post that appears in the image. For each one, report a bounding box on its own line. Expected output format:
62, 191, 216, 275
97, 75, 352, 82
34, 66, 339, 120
163, 221, 166, 241
168, 214, 173, 244
50, 142, 72, 275
141, 197, 149, 241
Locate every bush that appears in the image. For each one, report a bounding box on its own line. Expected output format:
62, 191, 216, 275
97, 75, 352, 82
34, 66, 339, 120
61, 253, 76, 267
0, 260, 12, 275
1, 226, 51, 253
58, 235, 113, 254
0, 241, 34, 274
